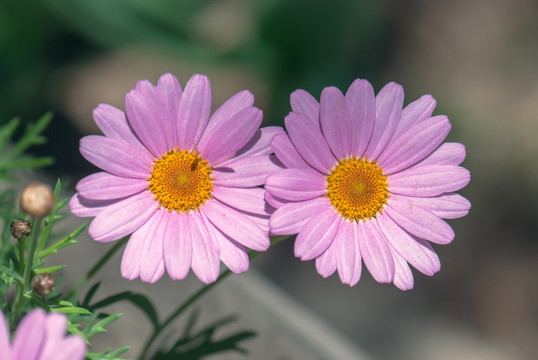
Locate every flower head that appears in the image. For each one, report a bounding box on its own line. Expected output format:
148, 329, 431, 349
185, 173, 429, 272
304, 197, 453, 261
71, 73, 282, 284
10, 219, 31, 239
266, 80, 471, 290
0, 308, 86, 360
20, 182, 54, 218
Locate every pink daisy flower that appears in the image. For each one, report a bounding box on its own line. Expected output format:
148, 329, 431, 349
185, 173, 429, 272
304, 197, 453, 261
70, 73, 282, 284
266, 79, 471, 290
0, 309, 86, 360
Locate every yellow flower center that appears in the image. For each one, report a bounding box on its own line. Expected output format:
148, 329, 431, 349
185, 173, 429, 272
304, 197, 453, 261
326, 157, 389, 221
148, 148, 214, 213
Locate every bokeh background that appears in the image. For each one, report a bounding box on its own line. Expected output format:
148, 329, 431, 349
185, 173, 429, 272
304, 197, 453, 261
2, 0, 538, 359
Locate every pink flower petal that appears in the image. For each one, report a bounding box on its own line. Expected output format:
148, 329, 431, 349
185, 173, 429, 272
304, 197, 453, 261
270, 197, 329, 235
69, 194, 120, 217
235, 126, 285, 159
271, 133, 310, 169
41, 314, 85, 360
0, 311, 11, 360
12, 308, 46, 360
93, 104, 144, 148
391, 94, 436, 140
89, 191, 158, 242
357, 219, 395, 283
202, 89, 254, 138
286, 112, 336, 173
214, 154, 281, 187
290, 89, 320, 128
40, 313, 66, 357
121, 225, 144, 280
389, 164, 471, 197
150, 262, 165, 283
121, 211, 165, 283
8, 310, 85, 360
417, 142, 466, 166
163, 212, 192, 280
200, 107, 263, 165
336, 221, 362, 286
394, 193, 471, 219
315, 239, 337, 278
125, 77, 178, 156
294, 207, 341, 261
80, 135, 153, 179
377, 211, 440, 275
202, 199, 269, 251
265, 168, 326, 202
249, 213, 271, 234
190, 212, 221, 284
212, 186, 269, 216
213, 227, 249, 274
139, 211, 166, 283
177, 74, 211, 150
320, 86, 352, 159
265, 191, 288, 209
379, 115, 451, 174
76, 172, 148, 200
385, 197, 455, 244
156, 73, 183, 147
390, 248, 414, 291
364, 82, 404, 160
45, 337, 86, 360
345, 79, 376, 158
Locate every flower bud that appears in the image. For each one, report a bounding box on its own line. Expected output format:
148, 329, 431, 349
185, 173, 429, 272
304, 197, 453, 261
10, 218, 32, 239
32, 273, 56, 296
20, 182, 54, 218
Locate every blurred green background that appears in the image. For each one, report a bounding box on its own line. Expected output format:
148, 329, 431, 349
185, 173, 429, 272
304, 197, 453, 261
2, 0, 538, 359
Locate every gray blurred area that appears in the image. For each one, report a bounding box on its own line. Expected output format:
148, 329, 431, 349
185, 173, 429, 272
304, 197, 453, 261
3, 0, 538, 359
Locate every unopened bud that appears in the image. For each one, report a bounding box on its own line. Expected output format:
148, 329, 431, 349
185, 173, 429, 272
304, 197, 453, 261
20, 182, 54, 218
10, 218, 32, 239
32, 273, 56, 296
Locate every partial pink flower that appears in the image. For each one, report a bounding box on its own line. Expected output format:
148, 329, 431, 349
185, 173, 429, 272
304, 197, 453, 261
71, 73, 282, 284
266, 80, 471, 290
0, 308, 86, 360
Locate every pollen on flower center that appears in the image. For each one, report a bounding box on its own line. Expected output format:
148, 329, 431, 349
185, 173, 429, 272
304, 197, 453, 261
148, 148, 214, 213
326, 157, 389, 221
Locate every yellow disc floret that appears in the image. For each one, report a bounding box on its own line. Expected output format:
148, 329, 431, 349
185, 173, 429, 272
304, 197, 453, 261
148, 148, 214, 213
326, 157, 389, 221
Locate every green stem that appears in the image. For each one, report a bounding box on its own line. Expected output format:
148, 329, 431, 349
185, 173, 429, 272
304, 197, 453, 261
10, 217, 42, 327
139, 235, 290, 359
17, 238, 25, 275
67, 236, 129, 302
22, 218, 41, 289
139, 269, 231, 359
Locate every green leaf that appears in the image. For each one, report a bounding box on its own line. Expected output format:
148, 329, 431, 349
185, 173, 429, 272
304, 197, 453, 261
67, 321, 87, 344
94, 313, 122, 330
39, 222, 85, 259
29, 293, 51, 311
154, 313, 256, 359
6, 112, 53, 162
51, 306, 91, 315
85, 313, 123, 338
1, 155, 54, 170
85, 346, 132, 360
37, 181, 82, 256
108, 346, 131, 357
34, 265, 65, 274
0, 264, 23, 286
53, 178, 62, 201
82, 282, 101, 307
0, 117, 20, 154
90, 292, 159, 328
